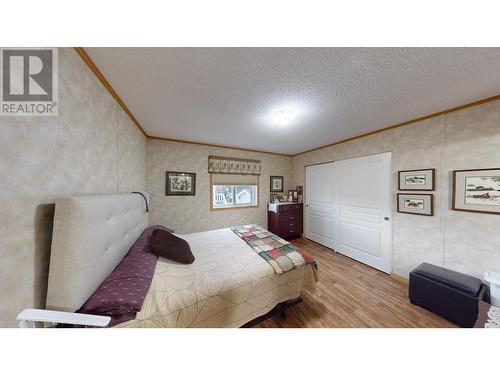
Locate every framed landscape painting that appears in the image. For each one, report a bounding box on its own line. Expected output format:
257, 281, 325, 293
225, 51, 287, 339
398, 168, 435, 190
165, 171, 196, 196
453, 168, 500, 215
397, 193, 433, 216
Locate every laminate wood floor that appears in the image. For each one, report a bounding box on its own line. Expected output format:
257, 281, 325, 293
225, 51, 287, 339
254, 238, 456, 328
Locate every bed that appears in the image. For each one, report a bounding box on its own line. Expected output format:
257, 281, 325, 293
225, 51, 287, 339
38, 193, 317, 328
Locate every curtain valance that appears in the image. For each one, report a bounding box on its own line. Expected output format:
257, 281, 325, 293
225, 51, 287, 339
208, 155, 261, 175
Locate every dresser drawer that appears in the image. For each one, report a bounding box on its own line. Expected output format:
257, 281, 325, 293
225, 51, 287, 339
282, 225, 301, 237
279, 213, 301, 224
278, 203, 303, 213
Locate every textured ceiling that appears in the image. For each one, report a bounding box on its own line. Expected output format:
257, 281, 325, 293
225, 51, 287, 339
86, 48, 500, 154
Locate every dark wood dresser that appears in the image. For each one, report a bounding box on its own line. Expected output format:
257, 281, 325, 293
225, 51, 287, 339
267, 203, 303, 239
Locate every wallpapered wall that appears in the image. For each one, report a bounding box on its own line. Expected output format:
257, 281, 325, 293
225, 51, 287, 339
0, 48, 147, 327
147, 139, 292, 233
290, 99, 500, 279
1, 47, 499, 327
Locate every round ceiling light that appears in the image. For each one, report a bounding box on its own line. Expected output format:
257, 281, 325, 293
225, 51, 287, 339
272, 108, 296, 125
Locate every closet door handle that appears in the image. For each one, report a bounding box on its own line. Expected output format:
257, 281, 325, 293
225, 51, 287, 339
384, 217, 390, 221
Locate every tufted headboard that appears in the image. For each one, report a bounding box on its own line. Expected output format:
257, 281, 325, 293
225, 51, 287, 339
46, 193, 149, 312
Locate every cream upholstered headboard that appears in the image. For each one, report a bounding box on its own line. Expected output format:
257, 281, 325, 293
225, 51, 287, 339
46, 193, 149, 312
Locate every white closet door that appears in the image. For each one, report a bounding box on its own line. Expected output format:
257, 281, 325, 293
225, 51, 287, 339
335, 152, 392, 273
305, 162, 337, 249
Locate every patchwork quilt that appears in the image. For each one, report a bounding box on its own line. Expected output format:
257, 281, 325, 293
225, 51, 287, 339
231, 224, 317, 278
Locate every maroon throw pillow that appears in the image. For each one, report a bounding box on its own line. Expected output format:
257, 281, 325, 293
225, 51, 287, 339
150, 229, 195, 264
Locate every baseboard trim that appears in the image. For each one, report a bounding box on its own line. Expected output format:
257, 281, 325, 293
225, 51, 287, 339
390, 273, 409, 284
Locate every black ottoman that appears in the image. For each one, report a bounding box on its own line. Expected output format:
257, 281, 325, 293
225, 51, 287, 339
409, 263, 488, 327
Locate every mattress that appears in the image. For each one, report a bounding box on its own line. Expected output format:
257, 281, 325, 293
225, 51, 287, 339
115, 228, 316, 328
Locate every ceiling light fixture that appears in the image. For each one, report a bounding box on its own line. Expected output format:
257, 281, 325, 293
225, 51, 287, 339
272, 108, 296, 125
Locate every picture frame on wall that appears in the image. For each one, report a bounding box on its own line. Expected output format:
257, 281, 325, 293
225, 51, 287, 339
397, 193, 433, 216
270, 175, 284, 192
452, 168, 500, 215
165, 171, 196, 196
398, 168, 435, 191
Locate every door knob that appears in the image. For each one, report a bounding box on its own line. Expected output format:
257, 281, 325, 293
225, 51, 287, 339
384, 217, 390, 221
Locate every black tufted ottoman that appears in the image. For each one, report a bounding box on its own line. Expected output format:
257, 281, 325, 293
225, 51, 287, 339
409, 263, 488, 327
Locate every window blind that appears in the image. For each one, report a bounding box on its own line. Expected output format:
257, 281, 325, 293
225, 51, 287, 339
211, 173, 258, 185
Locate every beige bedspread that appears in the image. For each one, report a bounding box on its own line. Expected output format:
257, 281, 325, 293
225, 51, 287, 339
116, 228, 316, 328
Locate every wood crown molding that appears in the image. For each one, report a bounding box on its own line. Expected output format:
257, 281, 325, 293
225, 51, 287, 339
74, 47, 289, 157
293, 93, 500, 156
75, 47, 500, 158
74, 47, 147, 137
148, 135, 289, 156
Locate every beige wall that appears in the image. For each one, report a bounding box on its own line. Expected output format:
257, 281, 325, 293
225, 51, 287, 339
291, 100, 500, 280
147, 139, 292, 233
1, 47, 499, 327
0, 48, 147, 327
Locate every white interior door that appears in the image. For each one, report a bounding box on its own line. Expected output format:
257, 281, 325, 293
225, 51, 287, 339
305, 162, 337, 249
305, 152, 392, 273
335, 152, 392, 273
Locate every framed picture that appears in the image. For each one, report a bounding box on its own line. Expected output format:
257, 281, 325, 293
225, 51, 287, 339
452, 168, 500, 215
288, 189, 298, 202
269, 194, 278, 203
270, 176, 284, 192
165, 171, 196, 196
397, 193, 433, 216
296, 186, 303, 203
398, 168, 435, 191
277, 195, 288, 203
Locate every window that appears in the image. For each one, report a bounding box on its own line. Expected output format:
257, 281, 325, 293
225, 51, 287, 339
212, 184, 258, 209
211, 174, 259, 209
